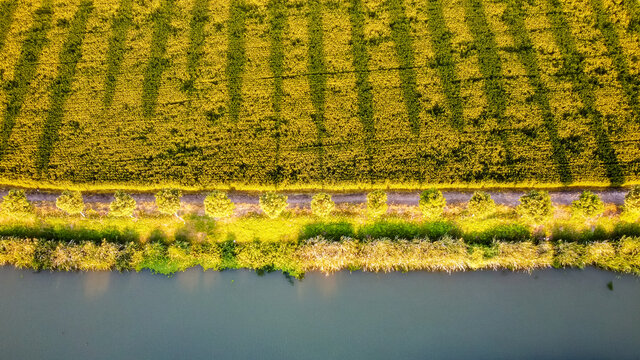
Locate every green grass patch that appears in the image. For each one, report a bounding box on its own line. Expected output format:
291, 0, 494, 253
299, 221, 355, 241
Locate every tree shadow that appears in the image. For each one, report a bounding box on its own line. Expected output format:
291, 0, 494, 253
425, 0, 463, 128
348, 0, 375, 181
590, 0, 640, 121
226, 0, 246, 123
462, 0, 515, 179
0, 1, 53, 160
268, 0, 287, 185
387, 0, 421, 134
183, 0, 209, 94
142, 0, 175, 117
0, 0, 17, 51
307, 0, 327, 181
102, 0, 132, 108
35, 1, 93, 173
502, 0, 573, 184
546, 0, 624, 186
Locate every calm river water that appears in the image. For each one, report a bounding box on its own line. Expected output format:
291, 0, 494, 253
0, 267, 639, 359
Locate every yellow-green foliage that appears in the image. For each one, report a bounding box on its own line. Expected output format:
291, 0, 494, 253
367, 190, 388, 218
0, 238, 36, 268
467, 191, 495, 217
571, 191, 605, 219
259, 192, 288, 218
155, 189, 181, 215
517, 190, 553, 224
56, 190, 85, 216
623, 186, 640, 220
204, 190, 234, 218
419, 188, 446, 219
0, 0, 638, 190
1, 189, 32, 218
310, 193, 335, 217
109, 190, 136, 217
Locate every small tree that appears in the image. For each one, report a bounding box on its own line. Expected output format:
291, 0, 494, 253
571, 191, 604, 219
467, 191, 495, 217
109, 191, 137, 218
259, 192, 288, 218
623, 186, 640, 220
367, 190, 388, 218
204, 190, 235, 218
1, 189, 33, 218
155, 189, 183, 222
419, 188, 446, 219
56, 190, 85, 217
517, 190, 553, 224
311, 193, 335, 217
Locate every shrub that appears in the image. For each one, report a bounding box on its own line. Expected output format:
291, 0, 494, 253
467, 191, 495, 217
155, 189, 182, 220
1, 189, 33, 218
204, 190, 235, 218
367, 190, 388, 218
623, 186, 640, 220
571, 191, 604, 219
311, 193, 335, 217
419, 188, 446, 219
56, 190, 85, 217
259, 192, 288, 218
109, 190, 136, 218
517, 190, 553, 223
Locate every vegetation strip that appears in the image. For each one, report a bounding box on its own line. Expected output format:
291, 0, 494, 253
424, 0, 463, 128
348, 0, 376, 180
386, 0, 421, 134
590, 0, 640, 121
142, 0, 175, 117
0, 2, 53, 159
184, 0, 209, 94
102, 0, 132, 108
502, 0, 572, 184
0, 0, 17, 51
1, 236, 639, 277
268, 0, 286, 184
306, 0, 327, 181
226, 0, 246, 123
545, 0, 624, 186
35, 1, 93, 173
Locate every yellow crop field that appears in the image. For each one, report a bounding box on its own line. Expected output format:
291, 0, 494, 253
0, 0, 639, 190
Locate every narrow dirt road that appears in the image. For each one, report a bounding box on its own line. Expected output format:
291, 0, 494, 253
1, 188, 630, 206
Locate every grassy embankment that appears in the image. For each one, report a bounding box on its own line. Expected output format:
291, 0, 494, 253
1, 200, 640, 277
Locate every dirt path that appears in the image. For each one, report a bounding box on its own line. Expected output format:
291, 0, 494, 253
1, 188, 630, 206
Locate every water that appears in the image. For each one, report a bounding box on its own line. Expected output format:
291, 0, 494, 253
0, 267, 638, 360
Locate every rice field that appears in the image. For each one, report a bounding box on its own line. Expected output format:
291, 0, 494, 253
1, 0, 640, 190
